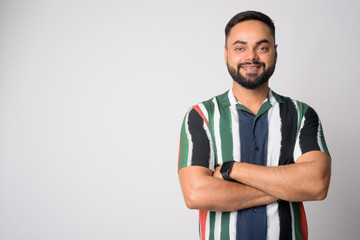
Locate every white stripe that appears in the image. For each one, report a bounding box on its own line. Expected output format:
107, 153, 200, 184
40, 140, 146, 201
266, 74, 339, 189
292, 100, 299, 125
268, 90, 277, 104
214, 212, 222, 240
266, 103, 281, 240
213, 98, 223, 165
227, 90, 241, 163
203, 120, 215, 171
229, 211, 238, 240
293, 117, 306, 162
184, 111, 193, 167
266, 202, 280, 240
267, 102, 281, 167
230, 104, 241, 162
289, 202, 296, 240
205, 213, 210, 240
227, 91, 240, 240
199, 103, 209, 122
228, 89, 238, 105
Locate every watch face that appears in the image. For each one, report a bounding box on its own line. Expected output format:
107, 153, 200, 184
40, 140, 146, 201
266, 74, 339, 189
222, 161, 233, 171
221, 161, 234, 181
220, 161, 238, 182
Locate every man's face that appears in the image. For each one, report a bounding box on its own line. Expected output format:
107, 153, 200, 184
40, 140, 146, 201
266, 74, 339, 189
225, 20, 277, 89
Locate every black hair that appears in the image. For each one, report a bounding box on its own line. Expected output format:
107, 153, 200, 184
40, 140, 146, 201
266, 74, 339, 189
225, 11, 275, 46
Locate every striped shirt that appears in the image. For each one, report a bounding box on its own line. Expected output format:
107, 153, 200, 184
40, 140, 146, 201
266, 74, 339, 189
178, 89, 329, 240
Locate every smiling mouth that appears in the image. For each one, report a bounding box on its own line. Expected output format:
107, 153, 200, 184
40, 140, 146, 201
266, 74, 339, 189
241, 65, 262, 73
238, 61, 265, 71
242, 66, 261, 69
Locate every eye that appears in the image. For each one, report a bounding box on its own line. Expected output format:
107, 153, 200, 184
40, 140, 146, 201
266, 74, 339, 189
257, 46, 269, 52
235, 47, 245, 52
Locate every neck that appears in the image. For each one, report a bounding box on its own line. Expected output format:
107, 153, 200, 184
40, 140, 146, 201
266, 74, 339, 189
232, 81, 270, 115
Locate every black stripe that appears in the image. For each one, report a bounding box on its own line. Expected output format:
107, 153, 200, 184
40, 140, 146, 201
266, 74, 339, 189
278, 97, 298, 165
299, 107, 321, 154
188, 108, 211, 168
278, 96, 299, 239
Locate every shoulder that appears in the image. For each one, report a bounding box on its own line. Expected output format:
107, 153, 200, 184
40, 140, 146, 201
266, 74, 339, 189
185, 90, 231, 118
271, 90, 314, 118
199, 90, 231, 108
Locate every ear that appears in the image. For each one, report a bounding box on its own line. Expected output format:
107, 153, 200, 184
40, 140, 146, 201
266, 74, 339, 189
224, 45, 228, 64
274, 44, 278, 63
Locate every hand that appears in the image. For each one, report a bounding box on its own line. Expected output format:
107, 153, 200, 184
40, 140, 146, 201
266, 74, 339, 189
213, 165, 223, 179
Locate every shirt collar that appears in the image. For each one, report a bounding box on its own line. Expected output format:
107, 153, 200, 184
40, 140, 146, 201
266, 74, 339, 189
220, 88, 284, 108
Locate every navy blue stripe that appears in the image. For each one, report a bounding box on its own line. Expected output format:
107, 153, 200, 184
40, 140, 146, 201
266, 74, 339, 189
236, 108, 268, 240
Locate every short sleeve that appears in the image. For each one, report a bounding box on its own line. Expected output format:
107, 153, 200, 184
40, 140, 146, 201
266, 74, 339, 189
178, 108, 214, 171
298, 106, 330, 156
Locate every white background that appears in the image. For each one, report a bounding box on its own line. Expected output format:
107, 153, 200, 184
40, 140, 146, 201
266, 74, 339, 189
0, 0, 359, 239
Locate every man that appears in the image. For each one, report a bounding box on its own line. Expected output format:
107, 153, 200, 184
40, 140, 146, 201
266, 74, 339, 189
178, 11, 331, 240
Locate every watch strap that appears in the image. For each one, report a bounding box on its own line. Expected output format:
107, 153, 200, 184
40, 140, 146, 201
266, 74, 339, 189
220, 161, 236, 182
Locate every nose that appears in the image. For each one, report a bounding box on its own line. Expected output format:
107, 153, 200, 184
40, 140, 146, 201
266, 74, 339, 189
246, 49, 259, 62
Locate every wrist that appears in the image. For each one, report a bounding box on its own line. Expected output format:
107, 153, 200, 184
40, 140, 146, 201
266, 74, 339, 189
230, 162, 246, 183
220, 161, 237, 182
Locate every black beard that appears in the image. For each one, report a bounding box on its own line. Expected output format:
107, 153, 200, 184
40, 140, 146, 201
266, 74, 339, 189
227, 61, 276, 89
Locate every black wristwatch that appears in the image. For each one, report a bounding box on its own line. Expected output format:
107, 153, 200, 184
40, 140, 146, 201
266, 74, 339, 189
220, 161, 236, 182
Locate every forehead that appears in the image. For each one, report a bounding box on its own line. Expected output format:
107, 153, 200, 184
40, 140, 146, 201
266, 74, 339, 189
227, 20, 274, 45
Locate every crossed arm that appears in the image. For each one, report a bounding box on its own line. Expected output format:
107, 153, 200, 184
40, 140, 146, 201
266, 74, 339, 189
178, 150, 331, 212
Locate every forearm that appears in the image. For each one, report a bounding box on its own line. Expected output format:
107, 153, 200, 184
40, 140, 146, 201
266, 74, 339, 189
230, 151, 331, 202
179, 166, 277, 212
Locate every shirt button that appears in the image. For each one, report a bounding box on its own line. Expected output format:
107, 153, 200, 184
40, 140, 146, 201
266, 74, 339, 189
253, 209, 257, 213
255, 146, 259, 151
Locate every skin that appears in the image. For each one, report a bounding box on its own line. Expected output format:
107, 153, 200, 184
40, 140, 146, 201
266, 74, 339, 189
225, 20, 277, 114
179, 166, 277, 211
178, 20, 331, 212
213, 151, 331, 202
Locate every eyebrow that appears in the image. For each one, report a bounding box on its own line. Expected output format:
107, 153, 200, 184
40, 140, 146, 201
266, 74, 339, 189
256, 39, 271, 45
232, 39, 271, 46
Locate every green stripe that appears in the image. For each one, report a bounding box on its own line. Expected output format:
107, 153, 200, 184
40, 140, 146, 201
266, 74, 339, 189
178, 113, 189, 170
238, 100, 272, 131
209, 212, 216, 240
291, 202, 303, 240
220, 212, 230, 239
256, 101, 272, 119
271, 90, 284, 103
219, 104, 233, 163
254, 101, 272, 131
236, 103, 252, 114
202, 100, 217, 166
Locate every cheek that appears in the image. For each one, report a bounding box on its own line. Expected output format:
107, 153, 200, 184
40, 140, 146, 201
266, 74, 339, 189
262, 55, 275, 65
227, 54, 243, 65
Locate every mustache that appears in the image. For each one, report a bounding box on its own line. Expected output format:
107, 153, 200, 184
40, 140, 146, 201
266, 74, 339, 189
237, 61, 266, 70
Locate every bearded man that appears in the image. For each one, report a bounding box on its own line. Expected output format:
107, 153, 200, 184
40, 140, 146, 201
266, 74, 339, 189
178, 11, 331, 240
